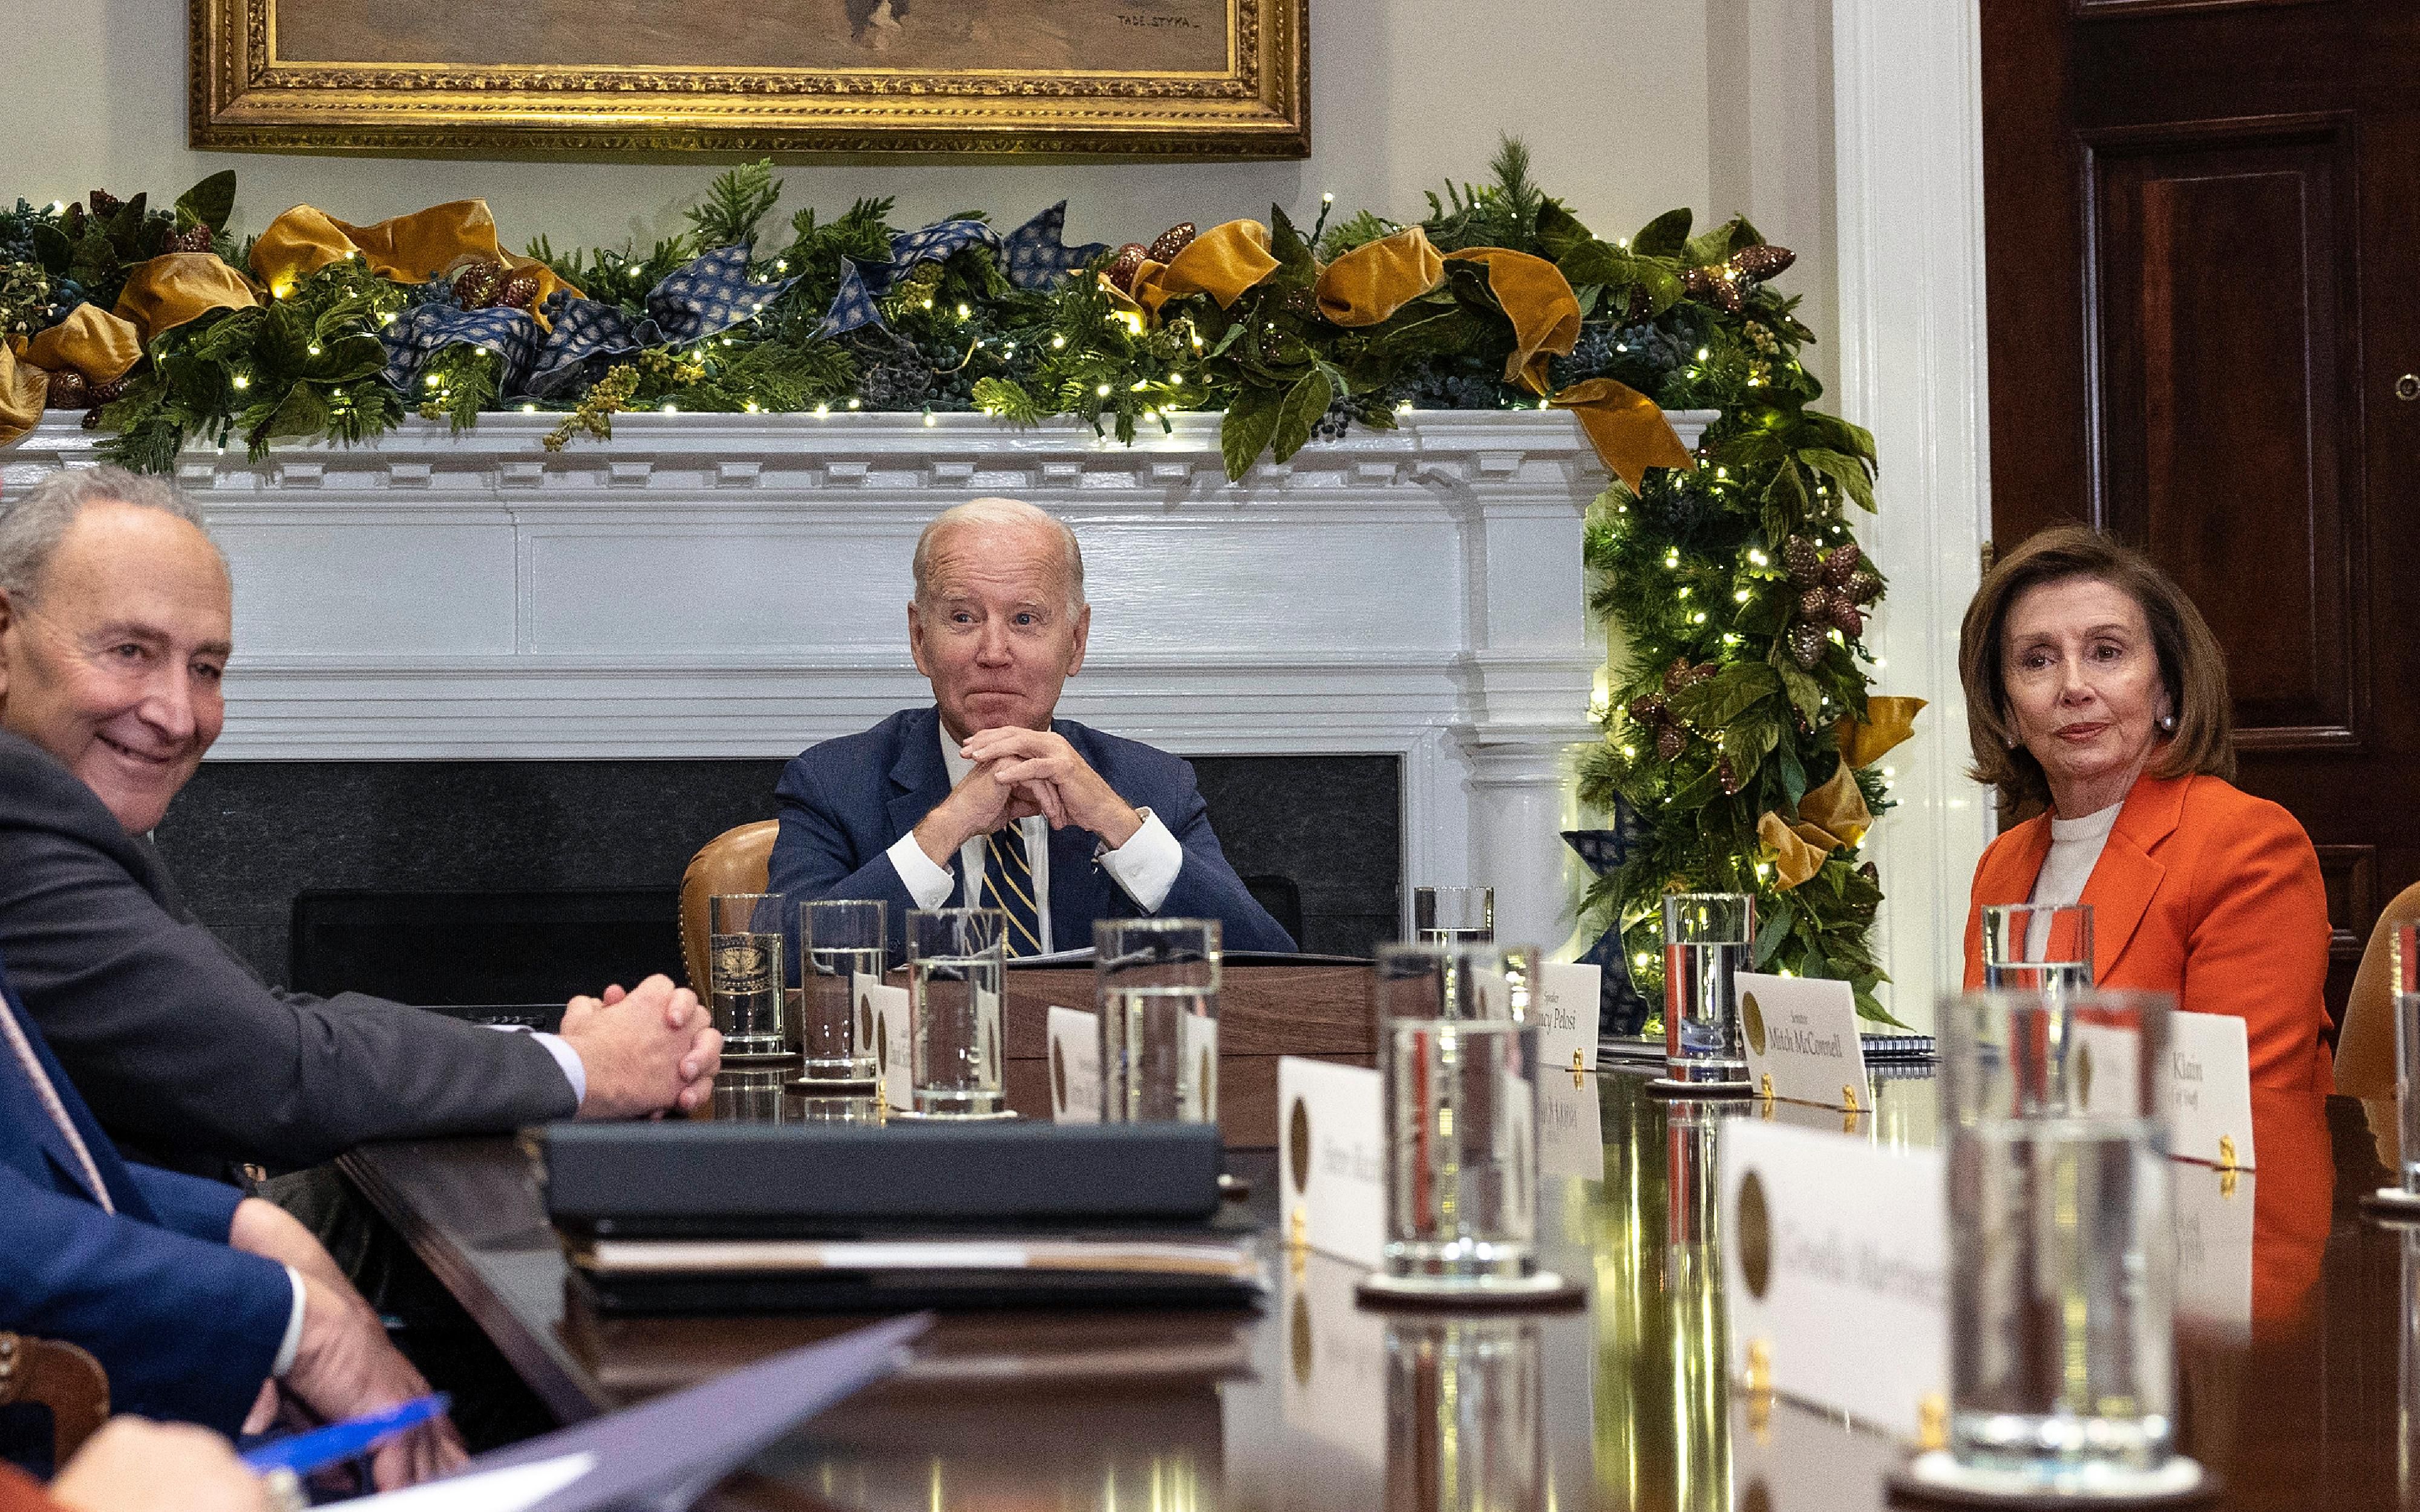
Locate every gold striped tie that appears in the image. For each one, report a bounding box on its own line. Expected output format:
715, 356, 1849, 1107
985, 824, 1045, 957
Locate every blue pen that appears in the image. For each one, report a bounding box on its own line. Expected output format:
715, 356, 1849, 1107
241, 1393, 451, 1477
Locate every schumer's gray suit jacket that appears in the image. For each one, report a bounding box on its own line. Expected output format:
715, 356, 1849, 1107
0, 731, 577, 1175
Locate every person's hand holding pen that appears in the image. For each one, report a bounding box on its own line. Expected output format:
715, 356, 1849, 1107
243, 1274, 466, 1490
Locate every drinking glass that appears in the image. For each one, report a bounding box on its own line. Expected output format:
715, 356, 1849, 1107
1661, 893, 1754, 1087
1938, 988, 2178, 1490
906, 907, 1010, 1119
710, 1065, 790, 1123
707, 893, 786, 1060
1365, 940, 1565, 1300
1413, 885, 1494, 945
1385, 1317, 1543, 1509
795, 899, 885, 1087
2395, 923, 2419, 1194
1096, 917, 1220, 1124
1980, 902, 2095, 993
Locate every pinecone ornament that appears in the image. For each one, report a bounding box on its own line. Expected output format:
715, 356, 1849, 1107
171, 224, 215, 255
1787, 621, 1828, 670
494, 270, 541, 311
1717, 755, 1744, 796
1681, 263, 1744, 315
450, 258, 505, 310
1105, 243, 1151, 294
1145, 222, 1197, 264
1282, 287, 1320, 320
87, 190, 122, 219
87, 376, 126, 406
1730, 244, 1796, 282
42, 369, 88, 409
1783, 534, 1822, 583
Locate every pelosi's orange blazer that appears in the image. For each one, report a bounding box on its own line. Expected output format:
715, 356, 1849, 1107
1961, 772, 2333, 1093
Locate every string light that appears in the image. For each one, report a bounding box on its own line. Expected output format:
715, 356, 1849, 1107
1634, 951, 1653, 969
1621, 745, 1637, 759
1051, 334, 1067, 349
814, 403, 829, 415
521, 403, 537, 414
1733, 588, 1751, 602
1096, 383, 1113, 396
1747, 548, 1769, 567
847, 397, 861, 409
231, 374, 250, 390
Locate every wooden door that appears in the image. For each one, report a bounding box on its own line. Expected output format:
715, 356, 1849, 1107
1981, 0, 2420, 1018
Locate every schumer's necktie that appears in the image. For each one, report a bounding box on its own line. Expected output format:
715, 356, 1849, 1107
0, 992, 112, 1213
985, 824, 1045, 958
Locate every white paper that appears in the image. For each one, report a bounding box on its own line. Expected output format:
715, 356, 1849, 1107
1536, 1059, 1605, 1181
1736, 972, 1869, 1110
1531, 962, 1600, 1075
354, 1453, 596, 1512
1720, 1118, 1949, 1439
1047, 1005, 1101, 1123
2169, 1010, 2255, 1170
2070, 1020, 2143, 1121
1278, 1057, 1386, 1269
862, 980, 911, 1113
2173, 1162, 2255, 1340
1182, 1012, 1220, 1123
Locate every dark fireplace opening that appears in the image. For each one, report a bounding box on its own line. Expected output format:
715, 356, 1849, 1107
156, 755, 1399, 1011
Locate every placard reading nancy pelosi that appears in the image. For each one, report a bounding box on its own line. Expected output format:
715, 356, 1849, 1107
861, 980, 910, 1113
1047, 1005, 1100, 1124
1736, 971, 1868, 1110
1278, 1057, 1385, 1269
1531, 962, 1601, 1075
2170, 1010, 2255, 1171
1719, 1118, 1947, 1439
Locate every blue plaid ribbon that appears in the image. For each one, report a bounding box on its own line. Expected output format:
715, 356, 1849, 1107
520, 292, 644, 398
646, 243, 799, 347
816, 203, 1105, 336
1001, 201, 1108, 290
378, 294, 543, 396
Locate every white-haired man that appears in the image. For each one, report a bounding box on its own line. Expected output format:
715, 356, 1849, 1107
770, 498, 1295, 956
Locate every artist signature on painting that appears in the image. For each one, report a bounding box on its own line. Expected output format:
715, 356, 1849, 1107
1118, 12, 1199, 26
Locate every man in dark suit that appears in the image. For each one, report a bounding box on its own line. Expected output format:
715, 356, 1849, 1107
771, 498, 1293, 957
0, 468, 722, 1175
0, 953, 463, 1485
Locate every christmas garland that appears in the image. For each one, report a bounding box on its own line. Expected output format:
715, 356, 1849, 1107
0, 142, 1917, 1020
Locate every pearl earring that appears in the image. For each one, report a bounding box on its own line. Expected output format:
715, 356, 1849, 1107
2158, 713, 2177, 733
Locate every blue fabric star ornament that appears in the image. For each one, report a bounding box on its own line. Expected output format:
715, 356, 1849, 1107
1563, 801, 1658, 1037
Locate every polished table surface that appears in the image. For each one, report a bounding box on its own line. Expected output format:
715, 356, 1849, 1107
339, 1064, 2414, 1510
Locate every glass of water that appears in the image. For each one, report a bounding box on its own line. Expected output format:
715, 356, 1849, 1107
708, 893, 787, 1060
1980, 902, 2095, 992
1661, 893, 1753, 1088
1095, 917, 1220, 1123
906, 907, 1010, 1119
2394, 923, 2419, 1194
1938, 988, 2180, 1493
1413, 885, 1494, 945
796, 899, 885, 1087
1363, 941, 1569, 1302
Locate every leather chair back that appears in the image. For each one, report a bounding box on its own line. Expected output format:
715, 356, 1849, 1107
2337, 877, 2420, 1104
678, 821, 780, 994
0, 1332, 108, 1467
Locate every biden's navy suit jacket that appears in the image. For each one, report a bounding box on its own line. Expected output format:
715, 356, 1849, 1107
0, 958, 289, 1441
769, 708, 1296, 957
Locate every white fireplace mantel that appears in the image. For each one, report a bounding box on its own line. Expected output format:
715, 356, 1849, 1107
2, 408, 1715, 951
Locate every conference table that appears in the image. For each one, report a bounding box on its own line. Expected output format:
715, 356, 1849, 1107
340, 971, 2412, 1510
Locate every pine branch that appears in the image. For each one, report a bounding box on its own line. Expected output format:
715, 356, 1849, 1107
687, 159, 782, 250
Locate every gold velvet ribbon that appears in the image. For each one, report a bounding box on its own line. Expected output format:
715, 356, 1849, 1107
112, 253, 258, 342
24, 303, 143, 383
1314, 227, 1444, 327
249, 199, 579, 326
1130, 219, 1282, 322
1441, 247, 1580, 392
1836, 696, 1926, 769
1550, 377, 1698, 490
0, 339, 49, 448
1758, 764, 1876, 890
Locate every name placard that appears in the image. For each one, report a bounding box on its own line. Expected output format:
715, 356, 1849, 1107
2173, 1162, 2254, 1340
1737, 973, 1869, 1110
1531, 962, 1601, 1075
1720, 1118, 1948, 1439
1537, 1059, 1605, 1181
861, 980, 910, 1113
2169, 1010, 2255, 1171
1278, 1057, 1385, 1269
1047, 1005, 1100, 1123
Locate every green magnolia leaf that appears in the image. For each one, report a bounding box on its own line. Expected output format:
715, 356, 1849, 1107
300, 332, 388, 385
1269, 367, 1335, 463
1630, 207, 1693, 260
254, 299, 313, 374
259, 380, 329, 444
1720, 709, 1782, 781
1799, 447, 1877, 512
68, 226, 119, 288
1763, 456, 1810, 524
175, 171, 238, 234
1753, 899, 1794, 969
1667, 760, 1725, 812
1775, 734, 1808, 808
1667, 661, 1779, 732
1555, 239, 1635, 290
1267, 204, 1318, 282
1534, 201, 1595, 262
1795, 410, 1878, 463
1682, 225, 1736, 269
29, 223, 73, 275
1630, 261, 1686, 317
1773, 655, 1826, 726
1220, 385, 1285, 481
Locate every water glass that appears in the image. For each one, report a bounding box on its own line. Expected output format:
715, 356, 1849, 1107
1413, 885, 1494, 945
1938, 988, 2177, 1489
1662, 893, 1753, 1086
2394, 924, 2419, 1193
906, 908, 1009, 1119
1371, 941, 1547, 1293
710, 1064, 790, 1123
1096, 917, 1220, 1123
708, 893, 786, 1060
796, 899, 885, 1086
1385, 1317, 1543, 1508
1980, 902, 2095, 992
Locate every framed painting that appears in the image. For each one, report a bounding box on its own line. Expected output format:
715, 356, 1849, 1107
190, 0, 1308, 157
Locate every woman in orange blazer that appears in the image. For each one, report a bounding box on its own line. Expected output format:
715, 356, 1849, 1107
1957, 527, 2333, 1093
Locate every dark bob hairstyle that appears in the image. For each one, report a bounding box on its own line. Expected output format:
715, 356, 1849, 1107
1958, 524, 2234, 813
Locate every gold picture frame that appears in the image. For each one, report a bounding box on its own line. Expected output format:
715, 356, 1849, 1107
190, 0, 1308, 157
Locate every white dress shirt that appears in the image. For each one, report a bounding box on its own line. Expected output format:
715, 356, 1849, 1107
882, 721, 1185, 949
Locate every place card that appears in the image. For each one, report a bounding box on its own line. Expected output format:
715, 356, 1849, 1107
1537, 1058, 1605, 1181
1047, 1005, 1100, 1123
861, 980, 910, 1113
1278, 1057, 1385, 1269
1531, 962, 1601, 1075
1736, 972, 1869, 1110
2173, 1161, 2254, 1340
2169, 1010, 2255, 1171
1720, 1118, 1948, 1439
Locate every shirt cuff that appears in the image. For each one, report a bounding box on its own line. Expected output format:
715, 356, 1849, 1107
1098, 808, 1182, 913
887, 832, 960, 908
529, 1031, 587, 1109
273, 1265, 307, 1378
